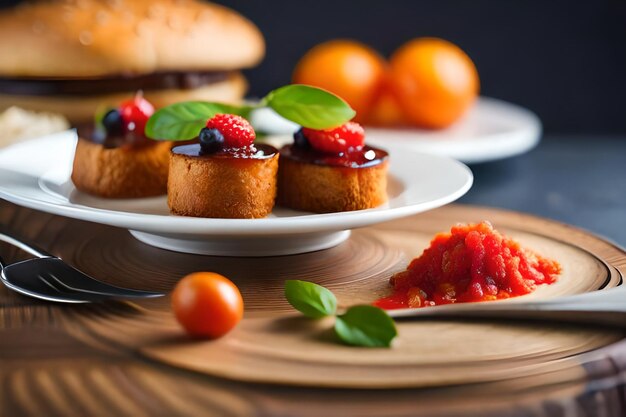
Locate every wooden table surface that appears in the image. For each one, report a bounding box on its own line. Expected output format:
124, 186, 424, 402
2, 200, 626, 417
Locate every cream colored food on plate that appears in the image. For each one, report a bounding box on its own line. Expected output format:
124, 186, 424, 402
0, 106, 69, 148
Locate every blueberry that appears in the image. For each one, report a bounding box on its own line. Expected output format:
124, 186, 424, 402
102, 109, 124, 136
293, 128, 310, 149
199, 127, 224, 153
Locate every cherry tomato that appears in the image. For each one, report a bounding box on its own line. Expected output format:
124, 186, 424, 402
119, 93, 154, 135
171, 272, 244, 338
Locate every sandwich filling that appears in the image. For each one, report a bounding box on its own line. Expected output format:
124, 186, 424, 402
0, 71, 231, 96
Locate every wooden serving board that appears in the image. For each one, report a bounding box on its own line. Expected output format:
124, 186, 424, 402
2, 203, 624, 393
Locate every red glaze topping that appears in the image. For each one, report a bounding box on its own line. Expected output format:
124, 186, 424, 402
374, 222, 561, 309
78, 124, 150, 149
172, 143, 277, 160
280, 144, 387, 168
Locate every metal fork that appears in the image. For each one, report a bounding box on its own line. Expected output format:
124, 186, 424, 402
0, 228, 164, 303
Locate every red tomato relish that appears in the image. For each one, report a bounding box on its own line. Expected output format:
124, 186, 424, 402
374, 222, 561, 309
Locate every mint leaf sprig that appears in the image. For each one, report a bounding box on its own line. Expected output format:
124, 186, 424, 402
145, 85, 356, 141
285, 280, 337, 318
146, 102, 246, 141
284, 280, 397, 348
262, 85, 356, 130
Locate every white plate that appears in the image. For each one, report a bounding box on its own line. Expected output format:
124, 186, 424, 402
251, 97, 541, 164
0, 130, 473, 256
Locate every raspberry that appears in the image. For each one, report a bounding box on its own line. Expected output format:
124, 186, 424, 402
302, 122, 365, 154
119, 94, 154, 135
205, 114, 256, 148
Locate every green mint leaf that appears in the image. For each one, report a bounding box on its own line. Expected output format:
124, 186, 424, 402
145, 102, 249, 141
334, 305, 397, 348
284, 280, 337, 318
264, 84, 356, 129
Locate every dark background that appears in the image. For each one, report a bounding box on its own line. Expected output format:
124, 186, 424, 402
1, 0, 625, 134
217, 0, 626, 135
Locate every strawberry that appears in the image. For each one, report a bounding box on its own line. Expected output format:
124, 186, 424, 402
302, 122, 365, 154
205, 114, 256, 148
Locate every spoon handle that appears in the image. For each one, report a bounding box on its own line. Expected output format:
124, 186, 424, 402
396, 307, 626, 328
392, 286, 626, 328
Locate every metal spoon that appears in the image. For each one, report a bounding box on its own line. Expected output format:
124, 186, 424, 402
389, 284, 626, 328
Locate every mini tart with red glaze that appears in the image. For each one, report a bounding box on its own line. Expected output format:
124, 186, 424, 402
71, 96, 170, 198
277, 122, 389, 213
168, 143, 278, 218
167, 114, 279, 219
72, 128, 171, 198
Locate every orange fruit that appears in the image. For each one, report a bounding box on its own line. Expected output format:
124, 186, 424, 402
365, 73, 408, 127
389, 38, 479, 129
293, 40, 386, 123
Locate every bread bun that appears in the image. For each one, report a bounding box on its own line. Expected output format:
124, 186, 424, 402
0, 1, 263, 121
0, 0, 264, 77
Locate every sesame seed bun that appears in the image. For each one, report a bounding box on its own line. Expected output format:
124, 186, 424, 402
0, 0, 264, 77
0, 0, 264, 122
